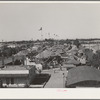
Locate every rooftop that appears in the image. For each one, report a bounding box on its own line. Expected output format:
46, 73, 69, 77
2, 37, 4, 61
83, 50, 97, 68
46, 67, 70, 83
2, 65, 33, 70
0, 65, 35, 77
67, 66, 100, 86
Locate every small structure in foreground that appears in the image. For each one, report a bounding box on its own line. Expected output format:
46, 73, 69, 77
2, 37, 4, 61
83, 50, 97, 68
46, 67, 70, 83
0, 65, 36, 88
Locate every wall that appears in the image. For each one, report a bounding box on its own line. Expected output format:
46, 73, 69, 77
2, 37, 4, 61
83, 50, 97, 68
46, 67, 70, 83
0, 77, 27, 88
0, 66, 36, 88
28, 66, 36, 84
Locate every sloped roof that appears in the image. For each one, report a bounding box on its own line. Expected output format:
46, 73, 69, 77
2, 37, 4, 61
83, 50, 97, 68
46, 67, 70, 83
64, 57, 80, 65
14, 50, 29, 56
36, 49, 53, 59
63, 64, 76, 68
55, 49, 64, 55
31, 46, 38, 51
13, 49, 29, 60
67, 66, 100, 86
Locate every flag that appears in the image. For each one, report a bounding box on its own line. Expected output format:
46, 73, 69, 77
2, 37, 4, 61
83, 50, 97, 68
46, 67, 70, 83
39, 27, 42, 31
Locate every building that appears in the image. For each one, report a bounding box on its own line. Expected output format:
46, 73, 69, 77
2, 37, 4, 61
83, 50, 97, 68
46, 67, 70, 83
7, 44, 16, 48
66, 66, 100, 88
0, 65, 36, 88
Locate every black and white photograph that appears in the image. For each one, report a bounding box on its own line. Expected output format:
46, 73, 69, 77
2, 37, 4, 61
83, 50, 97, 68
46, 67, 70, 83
0, 1, 100, 89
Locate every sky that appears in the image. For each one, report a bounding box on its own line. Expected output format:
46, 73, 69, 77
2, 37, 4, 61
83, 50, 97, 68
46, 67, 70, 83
0, 2, 100, 41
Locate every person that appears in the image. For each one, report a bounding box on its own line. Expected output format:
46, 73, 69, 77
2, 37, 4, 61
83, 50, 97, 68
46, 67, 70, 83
35, 62, 43, 74
24, 56, 30, 65
53, 60, 56, 73
59, 63, 62, 71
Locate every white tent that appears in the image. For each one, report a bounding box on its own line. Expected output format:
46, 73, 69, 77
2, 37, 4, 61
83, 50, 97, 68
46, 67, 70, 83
36, 50, 53, 59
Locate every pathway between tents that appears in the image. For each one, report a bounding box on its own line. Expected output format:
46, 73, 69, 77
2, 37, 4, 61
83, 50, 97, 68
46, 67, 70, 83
42, 68, 68, 88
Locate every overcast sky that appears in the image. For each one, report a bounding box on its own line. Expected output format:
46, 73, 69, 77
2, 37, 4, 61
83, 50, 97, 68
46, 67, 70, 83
0, 3, 100, 41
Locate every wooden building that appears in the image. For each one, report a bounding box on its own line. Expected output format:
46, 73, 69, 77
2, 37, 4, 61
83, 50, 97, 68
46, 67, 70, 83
0, 65, 36, 88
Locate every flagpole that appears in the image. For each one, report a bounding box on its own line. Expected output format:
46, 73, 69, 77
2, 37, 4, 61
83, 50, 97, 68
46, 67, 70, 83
39, 27, 43, 41
48, 33, 50, 39
49, 33, 50, 39
41, 29, 43, 40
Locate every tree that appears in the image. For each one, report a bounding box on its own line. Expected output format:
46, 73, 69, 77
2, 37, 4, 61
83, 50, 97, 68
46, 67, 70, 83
73, 39, 80, 48
90, 50, 100, 69
66, 39, 71, 44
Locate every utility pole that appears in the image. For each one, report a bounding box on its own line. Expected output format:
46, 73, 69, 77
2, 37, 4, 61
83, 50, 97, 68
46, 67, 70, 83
63, 73, 65, 88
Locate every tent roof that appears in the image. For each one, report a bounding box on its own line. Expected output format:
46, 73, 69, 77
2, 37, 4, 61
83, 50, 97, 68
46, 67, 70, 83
64, 58, 80, 65
14, 50, 29, 56
67, 66, 100, 86
55, 49, 64, 54
36, 49, 53, 59
63, 64, 76, 68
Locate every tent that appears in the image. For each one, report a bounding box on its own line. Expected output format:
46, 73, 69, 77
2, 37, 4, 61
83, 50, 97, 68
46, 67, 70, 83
14, 50, 29, 56
66, 66, 100, 87
66, 58, 80, 65
31, 46, 38, 51
63, 56, 80, 65
62, 64, 76, 70
13, 50, 29, 60
55, 49, 64, 55
36, 50, 53, 59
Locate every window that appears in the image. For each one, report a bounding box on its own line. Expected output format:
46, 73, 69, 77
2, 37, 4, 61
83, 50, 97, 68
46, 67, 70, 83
6, 78, 10, 85
11, 78, 14, 84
